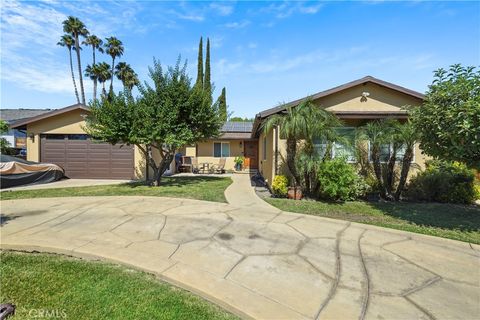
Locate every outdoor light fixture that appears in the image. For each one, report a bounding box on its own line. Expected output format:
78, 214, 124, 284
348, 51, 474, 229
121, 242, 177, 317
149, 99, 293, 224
362, 91, 370, 97
29, 133, 35, 142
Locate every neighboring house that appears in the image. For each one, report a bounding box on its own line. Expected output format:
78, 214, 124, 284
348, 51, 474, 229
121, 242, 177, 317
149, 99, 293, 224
252, 76, 427, 185
10, 76, 427, 182
0, 109, 52, 148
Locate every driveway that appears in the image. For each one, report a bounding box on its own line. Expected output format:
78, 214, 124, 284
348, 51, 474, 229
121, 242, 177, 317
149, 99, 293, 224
0, 178, 132, 192
1, 175, 479, 319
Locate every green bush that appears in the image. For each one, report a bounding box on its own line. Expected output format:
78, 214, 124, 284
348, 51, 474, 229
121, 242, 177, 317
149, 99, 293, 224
271, 175, 288, 198
406, 161, 477, 204
317, 158, 366, 201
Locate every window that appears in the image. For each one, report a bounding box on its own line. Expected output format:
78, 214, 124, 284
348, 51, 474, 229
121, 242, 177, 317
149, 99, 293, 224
44, 134, 66, 140
213, 142, 230, 157
313, 127, 356, 162
263, 137, 267, 160
68, 134, 88, 140
369, 142, 414, 162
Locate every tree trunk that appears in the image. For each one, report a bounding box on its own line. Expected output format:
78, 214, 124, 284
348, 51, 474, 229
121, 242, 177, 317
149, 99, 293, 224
371, 145, 387, 199
75, 33, 86, 105
154, 153, 174, 186
394, 146, 414, 201
92, 47, 97, 101
286, 138, 300, 186
110, 57, 115, 93
385, 144, 397, 197
69, 48, 80, 104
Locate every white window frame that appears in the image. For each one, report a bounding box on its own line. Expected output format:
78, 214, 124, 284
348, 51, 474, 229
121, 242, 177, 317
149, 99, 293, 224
213, 142, 230, 158
367, 141, 416, 163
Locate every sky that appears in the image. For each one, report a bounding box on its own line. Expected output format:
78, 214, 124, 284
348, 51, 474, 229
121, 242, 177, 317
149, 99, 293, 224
1, 0, 479, 118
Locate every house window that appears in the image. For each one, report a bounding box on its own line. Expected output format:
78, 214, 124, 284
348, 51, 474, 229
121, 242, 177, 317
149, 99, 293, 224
313, 127, 356, 162
263, 137, 267, 160
213, 142, 230, 157
369, 142, 414, 162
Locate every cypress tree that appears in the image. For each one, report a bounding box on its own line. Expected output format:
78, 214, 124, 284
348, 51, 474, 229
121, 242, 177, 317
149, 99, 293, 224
204, 38, 211, 93
218, 87, 227, 122
195, 37, 203, 88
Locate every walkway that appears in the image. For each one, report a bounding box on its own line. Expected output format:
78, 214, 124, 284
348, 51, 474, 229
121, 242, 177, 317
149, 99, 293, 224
0, 175, 479, 319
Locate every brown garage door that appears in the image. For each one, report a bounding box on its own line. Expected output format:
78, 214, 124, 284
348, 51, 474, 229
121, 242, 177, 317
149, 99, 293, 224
40, 134, 134, 179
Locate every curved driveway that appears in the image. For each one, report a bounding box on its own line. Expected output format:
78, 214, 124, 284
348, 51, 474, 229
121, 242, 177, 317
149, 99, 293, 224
1, 175, 479, 319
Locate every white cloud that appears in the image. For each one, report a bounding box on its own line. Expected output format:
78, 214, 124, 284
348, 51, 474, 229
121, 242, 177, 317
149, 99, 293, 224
224, 20, 250, 29
210, 3, 234, 16
215, 59, 243, 77
262, 1, 324, 19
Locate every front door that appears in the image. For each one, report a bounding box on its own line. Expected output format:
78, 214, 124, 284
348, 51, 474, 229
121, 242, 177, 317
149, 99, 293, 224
244, 140, 258, 169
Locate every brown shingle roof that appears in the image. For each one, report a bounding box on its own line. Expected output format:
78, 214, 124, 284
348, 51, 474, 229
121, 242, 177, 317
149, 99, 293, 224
10, 104, 89, 129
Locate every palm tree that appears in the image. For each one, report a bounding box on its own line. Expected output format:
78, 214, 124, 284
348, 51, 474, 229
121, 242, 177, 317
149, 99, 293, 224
393, 119, 418, 200
95, 62, 112, 97
63, 16, 89, 105
82, 34, 104, 65
104, 37, 124, 92
85, 64, 103, 101
115, 62, 139, 91
57, 34, 80, 104
82, 35, 104, 101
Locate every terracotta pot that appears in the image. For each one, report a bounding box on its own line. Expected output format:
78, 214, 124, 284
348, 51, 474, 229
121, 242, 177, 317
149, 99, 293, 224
287, 187, 303, 200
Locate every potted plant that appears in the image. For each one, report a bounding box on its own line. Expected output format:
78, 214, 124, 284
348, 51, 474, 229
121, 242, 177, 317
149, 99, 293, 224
287, 184, 303, 200
234, 156, 245, 171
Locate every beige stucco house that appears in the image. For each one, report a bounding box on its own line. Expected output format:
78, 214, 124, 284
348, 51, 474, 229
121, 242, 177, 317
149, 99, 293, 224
252, 76, 427, 185
10, 76, 426, 183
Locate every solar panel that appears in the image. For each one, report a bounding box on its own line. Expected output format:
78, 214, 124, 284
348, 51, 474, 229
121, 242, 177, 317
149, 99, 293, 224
221, 121, 253, 133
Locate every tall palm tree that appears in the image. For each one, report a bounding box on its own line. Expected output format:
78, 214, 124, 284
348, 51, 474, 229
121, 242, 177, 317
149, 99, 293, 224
63, 16, 89, 105
57, 34, 80, 104
82, 34, 104, 65
83, 35, 103, 101
104, 37, 124, 92
85, 64, 102, 101
115, 62, 139, 91
95, 62, 112, 97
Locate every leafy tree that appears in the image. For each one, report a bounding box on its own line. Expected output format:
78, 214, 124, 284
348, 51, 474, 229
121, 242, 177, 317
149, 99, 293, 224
412, 64, 480, 168
217, 87, 227, 122
0, 120, 10, 154
104, 37, 124, 93
195, 37, 203, 88
63, 16, 89, 104
204, 38, 211, 93
115, 62, 139, 91
57, 34, 80, 104
85, 58, 221, 185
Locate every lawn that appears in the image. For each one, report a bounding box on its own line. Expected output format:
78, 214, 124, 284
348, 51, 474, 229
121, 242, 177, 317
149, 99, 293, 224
266, 198, 480, 244
0, 176, 232, 203
0, 251, 238, 320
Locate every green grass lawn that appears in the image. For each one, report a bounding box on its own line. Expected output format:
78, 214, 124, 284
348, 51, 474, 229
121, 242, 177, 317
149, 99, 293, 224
0, 251, 238, 320
266, 198, 480, 244
0, 176, 232, 203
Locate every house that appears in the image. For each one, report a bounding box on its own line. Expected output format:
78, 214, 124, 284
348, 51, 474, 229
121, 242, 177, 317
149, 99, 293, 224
0, 109, 52, 148
10, 76, 427, 182
180, 121, 258, 171
252, 76, 427, 185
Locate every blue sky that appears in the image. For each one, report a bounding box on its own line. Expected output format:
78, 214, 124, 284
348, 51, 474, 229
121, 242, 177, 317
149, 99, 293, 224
1, 1, 479, 118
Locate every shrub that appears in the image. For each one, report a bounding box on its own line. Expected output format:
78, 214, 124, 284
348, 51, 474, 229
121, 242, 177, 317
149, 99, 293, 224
406, 161, 477, 204
317, 158, 367, 201
271, 175, 288, 198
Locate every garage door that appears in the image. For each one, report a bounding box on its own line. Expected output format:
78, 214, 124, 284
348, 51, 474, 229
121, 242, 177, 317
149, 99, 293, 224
40, 134, 134, 179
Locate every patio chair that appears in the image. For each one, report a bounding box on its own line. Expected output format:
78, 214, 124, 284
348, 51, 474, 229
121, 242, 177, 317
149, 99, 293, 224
211, 158, 226, 174
191, 157, 200, 174
178, 156, 192, 173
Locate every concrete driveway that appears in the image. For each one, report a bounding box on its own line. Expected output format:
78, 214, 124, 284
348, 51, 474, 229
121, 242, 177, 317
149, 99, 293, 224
1, 176, 479, 319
